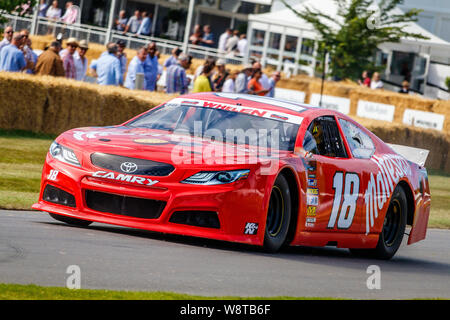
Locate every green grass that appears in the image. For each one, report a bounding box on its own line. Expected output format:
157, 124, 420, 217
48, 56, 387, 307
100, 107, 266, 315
427, 170, 450, 229
0, 283, 335, 300
0, 130, 449, 229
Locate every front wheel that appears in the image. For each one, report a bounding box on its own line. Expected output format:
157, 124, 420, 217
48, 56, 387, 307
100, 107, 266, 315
48, 213, 93, 227
263, 175, 292, 253
351, 186, 407, 260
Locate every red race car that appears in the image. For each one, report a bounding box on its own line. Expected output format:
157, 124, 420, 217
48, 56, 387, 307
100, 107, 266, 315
33, 93, 431, 259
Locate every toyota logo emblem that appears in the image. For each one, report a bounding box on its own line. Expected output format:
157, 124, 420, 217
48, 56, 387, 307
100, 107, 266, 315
120, 162, 138, 173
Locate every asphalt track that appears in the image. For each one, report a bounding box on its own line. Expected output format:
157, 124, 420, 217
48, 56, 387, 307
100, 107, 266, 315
0, 210, 449, 299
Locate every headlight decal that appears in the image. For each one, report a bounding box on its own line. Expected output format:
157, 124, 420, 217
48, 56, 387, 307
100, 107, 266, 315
181, 170, 250, 185
49, 141, 81, 167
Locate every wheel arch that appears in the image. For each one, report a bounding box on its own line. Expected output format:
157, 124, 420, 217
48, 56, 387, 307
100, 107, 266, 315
397, 180, 415, 226
278, 167, 300, 245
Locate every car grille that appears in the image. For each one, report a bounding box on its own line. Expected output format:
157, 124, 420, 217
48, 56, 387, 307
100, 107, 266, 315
91, 153, 174, 176
169, 211, 220, 229
85, 190, 166, 219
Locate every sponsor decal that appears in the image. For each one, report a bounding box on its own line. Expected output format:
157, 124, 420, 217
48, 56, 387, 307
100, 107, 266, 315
73, 131, 168, 142
48, 169, 59, 181
134, 138, 170, 145
270, 114, 288, 121
308, 174, 316, 179
306, 206, 316, 217
92, 171, 159, 186
181, 100, 199, 104
307, 178, 317, 187
301, 157, 317, 172
307, 194, 319, 206
214, 92, 306, 112
305, 222, 315, 228
307, 188, 319, 195
364, 154, 411, 235
306, 217, 316, 223
167, 98, 304, 125
244, 222, 259, 235
120, 162, 138, 173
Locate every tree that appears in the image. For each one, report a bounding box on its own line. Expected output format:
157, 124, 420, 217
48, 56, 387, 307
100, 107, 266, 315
281, 0, 428, 80
0, 0, 37, 31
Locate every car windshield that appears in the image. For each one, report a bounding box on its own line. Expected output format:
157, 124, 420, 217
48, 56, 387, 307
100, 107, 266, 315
127, 104, 300, 151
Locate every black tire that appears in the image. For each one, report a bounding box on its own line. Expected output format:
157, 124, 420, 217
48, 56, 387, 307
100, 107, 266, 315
263, 175, 292, 253
350, 186, 407, 260
48, 213, 93, 227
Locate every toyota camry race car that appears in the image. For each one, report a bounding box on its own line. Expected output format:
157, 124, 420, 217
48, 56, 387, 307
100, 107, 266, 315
33, 93, 431, 259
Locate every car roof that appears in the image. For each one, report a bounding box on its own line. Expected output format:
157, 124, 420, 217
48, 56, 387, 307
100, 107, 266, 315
177, 92, 321, 117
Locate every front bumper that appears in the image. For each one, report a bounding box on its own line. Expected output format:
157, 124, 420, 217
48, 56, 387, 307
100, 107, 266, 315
32, 156, 268, 246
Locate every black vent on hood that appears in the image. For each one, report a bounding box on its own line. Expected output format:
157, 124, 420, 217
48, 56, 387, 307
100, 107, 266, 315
91, 153, 174, 176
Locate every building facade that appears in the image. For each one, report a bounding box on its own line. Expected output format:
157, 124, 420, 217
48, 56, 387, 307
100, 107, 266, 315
50, 0, 272, 41
399, 0, 450, 43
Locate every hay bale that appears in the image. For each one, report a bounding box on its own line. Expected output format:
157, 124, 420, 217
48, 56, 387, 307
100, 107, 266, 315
354, 116, 450, 171
0, 72, 47, 132
431, 100, 450, 133
0, 72, 169, 135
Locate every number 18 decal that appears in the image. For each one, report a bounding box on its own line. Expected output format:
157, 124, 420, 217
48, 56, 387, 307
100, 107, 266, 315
328, 172, 360, 229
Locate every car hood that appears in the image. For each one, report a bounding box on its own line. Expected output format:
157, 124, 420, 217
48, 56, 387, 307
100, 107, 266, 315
56, 126, 289, 171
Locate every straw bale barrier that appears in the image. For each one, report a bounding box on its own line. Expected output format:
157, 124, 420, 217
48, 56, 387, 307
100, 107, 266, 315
0, 71, 449, 172
355, 117, 450, 172
0, 72, 171, 134
276, 77, 450, 134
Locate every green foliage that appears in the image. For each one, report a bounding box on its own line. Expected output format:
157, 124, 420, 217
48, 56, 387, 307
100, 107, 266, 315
0, 0, 37, 28
282, 0, 428, 80
445, 77, 450, 91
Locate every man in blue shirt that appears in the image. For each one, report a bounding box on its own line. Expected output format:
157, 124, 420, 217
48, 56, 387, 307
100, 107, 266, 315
164, 47, 181, 69
200, 25, 214, 48
267, 71, 281, 98
115, 10, 127, 31
165, 53, 191, 94
144, 42, 159, 91
0, 32, 27, 72
137, 11, 151, 36
116, 40, 128, 82
125, 47, 148, 90
90, 43, 122, 86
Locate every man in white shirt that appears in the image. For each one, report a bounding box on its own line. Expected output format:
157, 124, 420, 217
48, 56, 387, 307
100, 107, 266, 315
74, 40, 88, 81
237, 34, 248, 57
218, 29, 231, 53
46, 0, 61, 20
225, 30, 239, 55
370, 72, 384, 90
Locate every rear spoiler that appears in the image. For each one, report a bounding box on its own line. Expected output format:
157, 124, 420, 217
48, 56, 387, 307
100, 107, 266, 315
387, 144, 429, 167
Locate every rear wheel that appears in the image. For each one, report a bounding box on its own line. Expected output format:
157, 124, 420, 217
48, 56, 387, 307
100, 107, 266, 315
48, 213, 93, 227
350, 186, 407, 260
263, 175, 292, 253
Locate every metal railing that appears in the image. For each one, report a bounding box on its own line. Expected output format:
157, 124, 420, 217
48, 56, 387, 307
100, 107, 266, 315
2, 13, 247, 65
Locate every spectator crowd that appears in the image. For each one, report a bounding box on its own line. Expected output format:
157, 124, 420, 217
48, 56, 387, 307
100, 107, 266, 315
112, 9, 248, 58
0, 25, 280, 97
